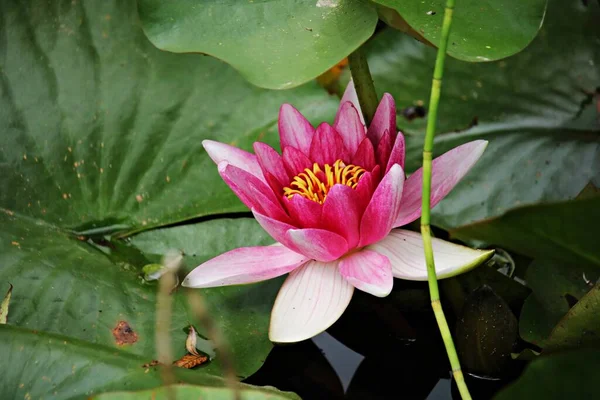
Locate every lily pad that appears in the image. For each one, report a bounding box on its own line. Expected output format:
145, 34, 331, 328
518, 259, 599, 348
544, 281, 600, 352
495, 348, 600, 399
137, 0, 378, 89
451, 197, 600, 266
0, 0, 338, 236
373, 0, 547, 62
0, 211, 281, 378
0, 324, 296, 400
363, 0, 600, 229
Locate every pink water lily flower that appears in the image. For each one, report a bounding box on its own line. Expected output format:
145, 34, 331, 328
183, 81, 492, 343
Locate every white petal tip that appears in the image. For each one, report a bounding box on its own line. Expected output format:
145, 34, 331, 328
437, 248, 495, 279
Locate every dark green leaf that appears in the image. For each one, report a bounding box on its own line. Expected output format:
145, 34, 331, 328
495, 348, 600, 399
451, 197, 600, 267
0, 211, 280, 378
545, 281, 600, 352
0, 325, 297, 400
373, 0, 547, 62
137, 0, 378, 89
363, 0, 600, 229
455, 286, 518, 377
518, 259, 598, 347
0, 0, 338, 235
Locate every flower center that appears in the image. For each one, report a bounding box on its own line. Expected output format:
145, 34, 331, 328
283, 159, 366, 204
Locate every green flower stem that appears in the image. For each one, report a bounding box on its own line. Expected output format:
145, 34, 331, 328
421, 1, 471, 399
348, 48, 379, 124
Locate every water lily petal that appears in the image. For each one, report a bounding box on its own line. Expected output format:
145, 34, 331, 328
309, 123, 349, 165
285, 194, 322, 229
354, 167, 379, 210
366, 93, 395, 147
359, 164, 405, 247
386, 131, 406, 172
335, 80, 364, 126
254, 142, 290, 190
283, 146, 313, 177
376, 129, 393, 170
352, 137, 376, 171
203, 140, 264, 181
334, 102, 366, 155
286, 228, 348, 262
269, 260, 354, 343
182, 245, 308, 288
219, 162, 289, 221
279, 104, 314, 155
253, 210, 300, 252
368, 229, 494, 280
321, 184, 361, 248
393, 140, 488, 227
339, 249, 393, 297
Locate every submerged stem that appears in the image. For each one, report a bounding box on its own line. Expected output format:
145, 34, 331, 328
421, 1, 471, 399
348, 48, 378, 124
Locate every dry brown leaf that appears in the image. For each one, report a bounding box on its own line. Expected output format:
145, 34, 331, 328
173, 353, 208, 369
0, 284, 13, 324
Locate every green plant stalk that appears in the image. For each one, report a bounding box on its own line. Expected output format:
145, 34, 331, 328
348, 48, 379, 124
421, 1, 471, 399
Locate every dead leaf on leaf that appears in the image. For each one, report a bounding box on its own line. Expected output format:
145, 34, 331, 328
112, 320, 138, 345
173, 353, 208, 369
1, 284, 13, 324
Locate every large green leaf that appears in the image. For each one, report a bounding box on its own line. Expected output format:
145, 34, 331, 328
451, 197, 600, 266
0, 0, 338, 236
0, 325, 297, 400
0, 211, 280, 378
137, 0, 378, 90
495, 348, 600, 399
363, 0, 600, 229
93, 384, 299, 400
374, 0, 547, 62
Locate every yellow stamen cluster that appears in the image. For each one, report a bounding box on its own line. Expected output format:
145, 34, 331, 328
283, 159, 366, 204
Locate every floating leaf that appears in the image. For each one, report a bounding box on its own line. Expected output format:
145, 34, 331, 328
544, 281, 600, 352
372, 0, 547, 62
137, 0, 378, 89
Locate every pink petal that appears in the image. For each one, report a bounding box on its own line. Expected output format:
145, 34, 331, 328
182, 245, 308, 288
367, 229, 494, 280
252, 210, 300, 252
339, 249, 393, 297
335, 80, 364, 126
352, 137, 376, 171
254, 142, 290, 189
286, 228, 349, 262
386, 131, 406, 172
359, 164, 405, 247
366, 93, 396, 147
279, 104, 315, 155
269, 260, 354, 343
283, 146, 313, 177
393, 140, 488, 227
376, 129, 393, 170
203, 140, 265, 181
334, 102, 366, 155
321, 184, 362, 249
285, 194, 322, 229
354, 167, 379, 210
309, 123, 349, 165
219, 162, 289, 221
